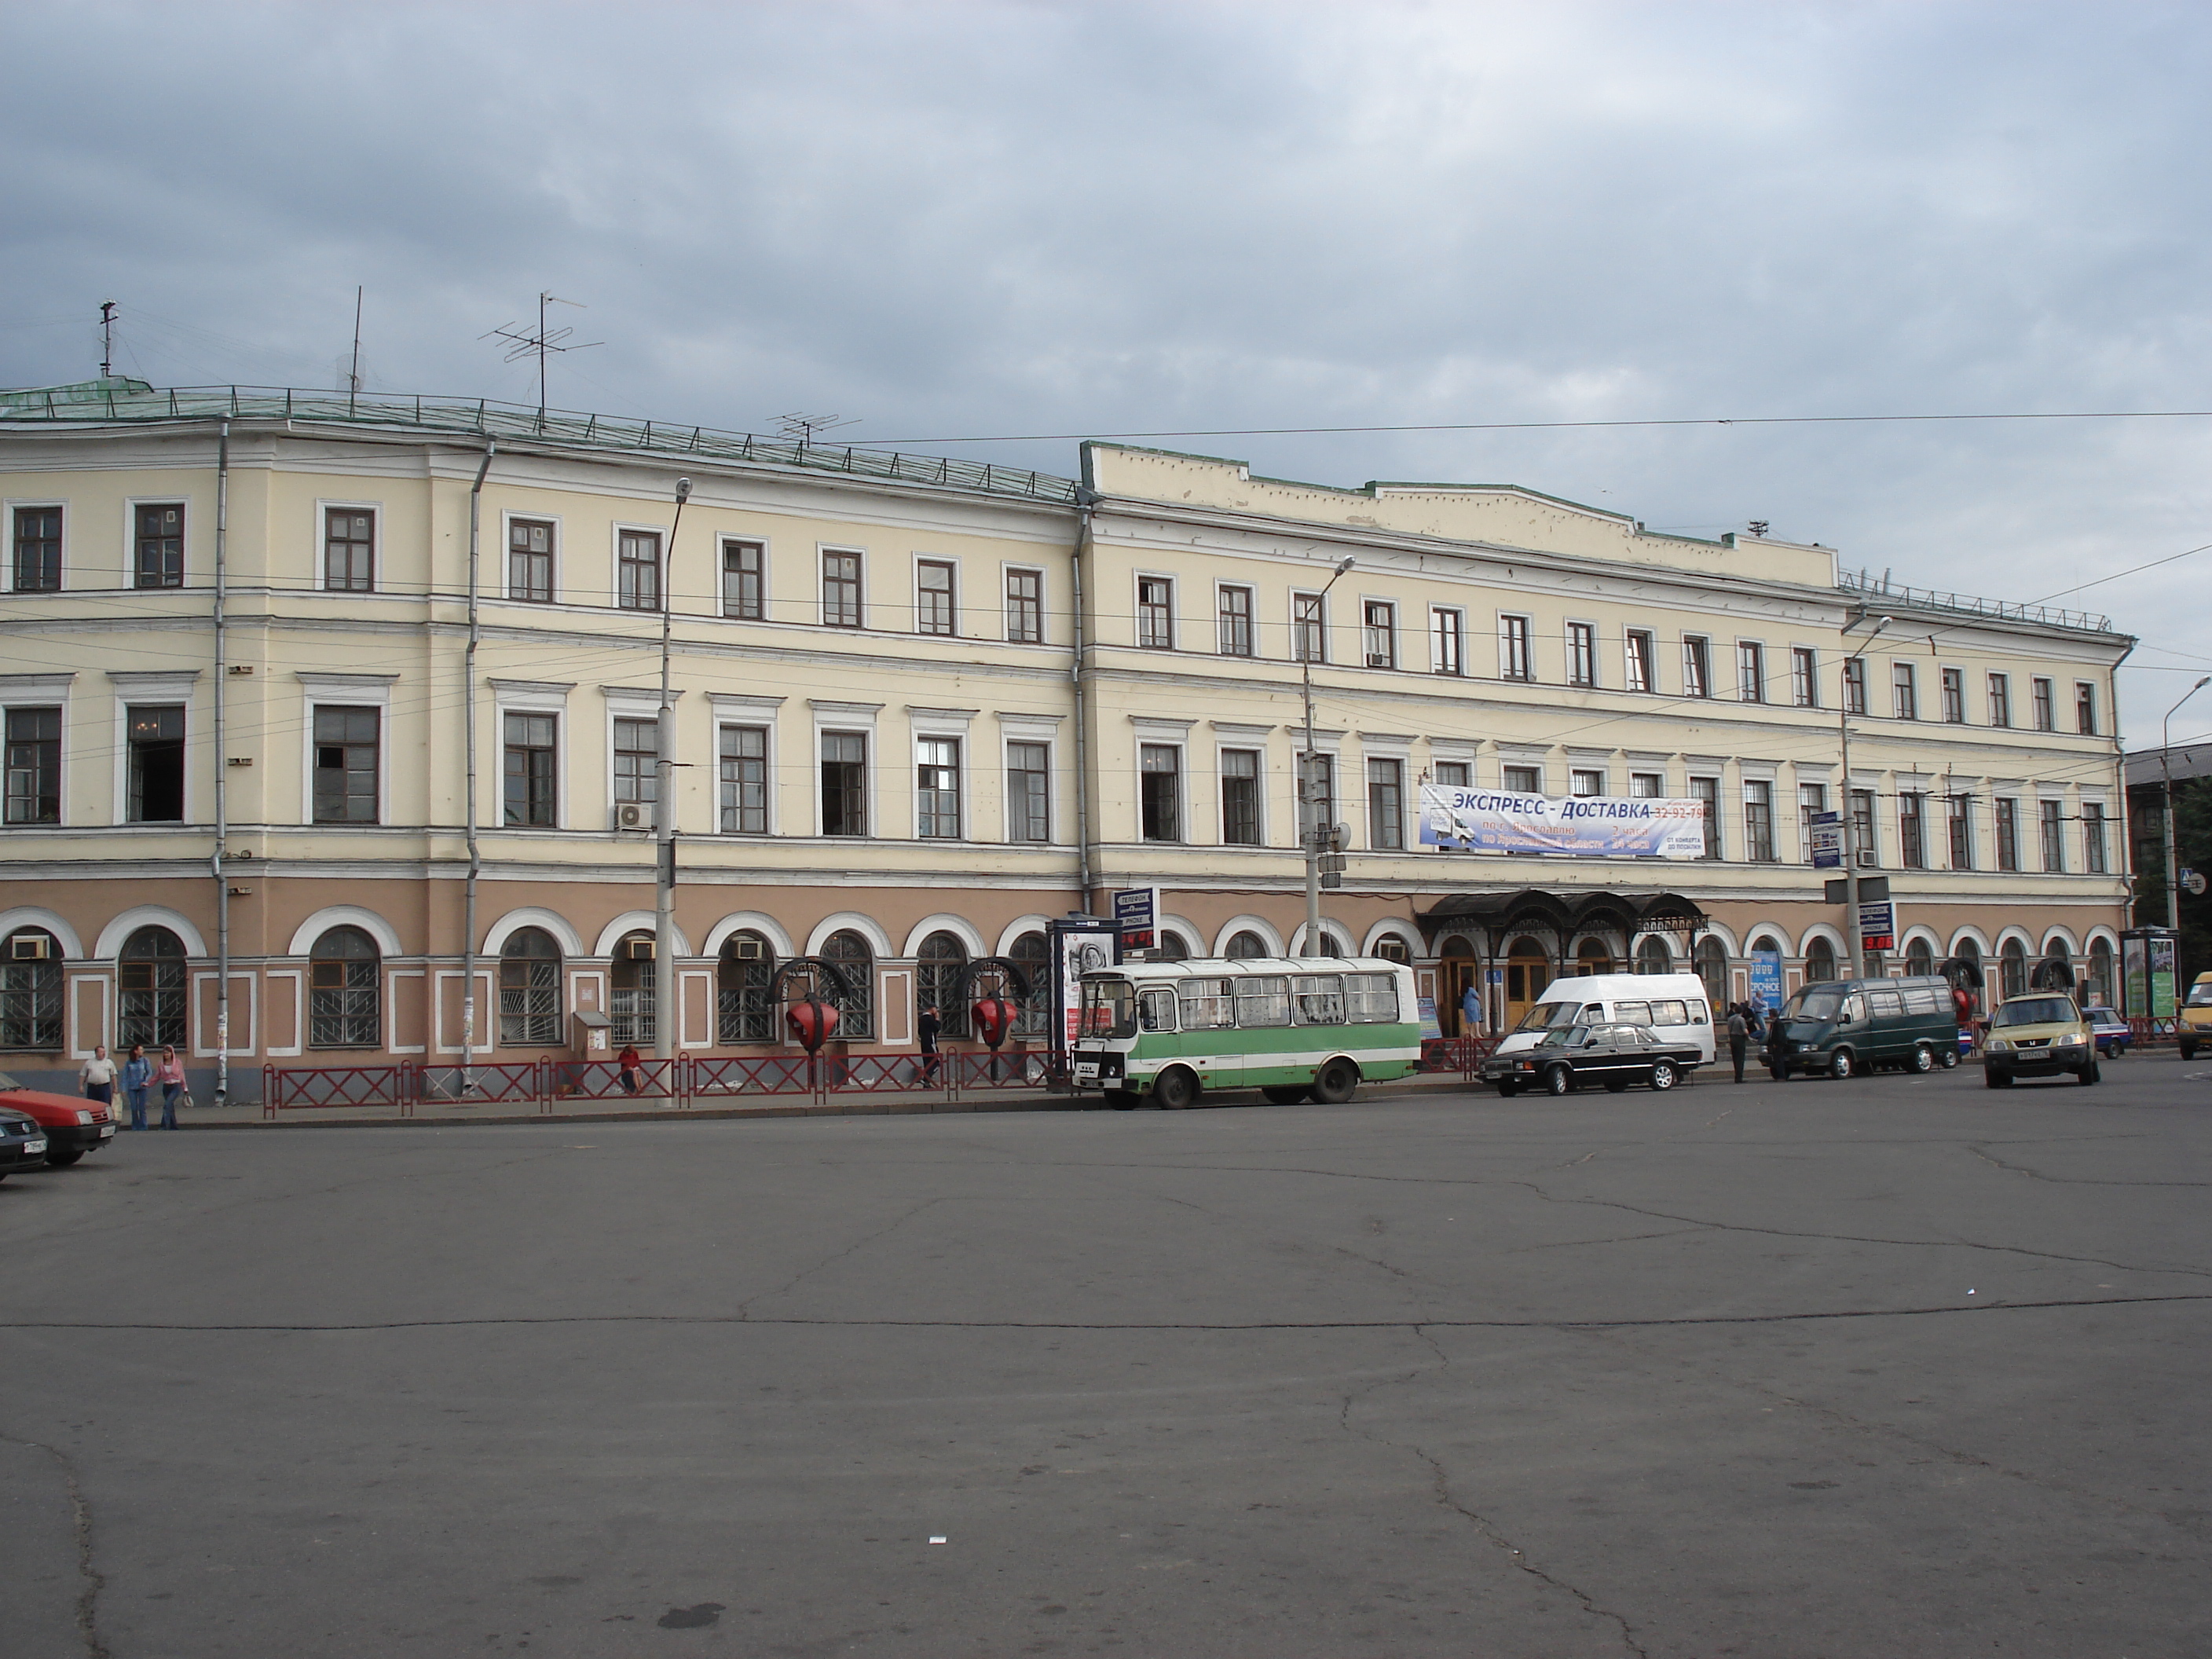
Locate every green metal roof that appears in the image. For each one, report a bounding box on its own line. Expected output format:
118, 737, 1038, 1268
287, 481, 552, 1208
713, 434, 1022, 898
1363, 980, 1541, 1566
0, 382, 1079, 506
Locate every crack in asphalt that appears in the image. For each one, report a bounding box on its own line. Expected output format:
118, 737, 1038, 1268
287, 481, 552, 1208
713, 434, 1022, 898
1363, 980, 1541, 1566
7, 1290, 2209, 1335
3, 1433, 108, 1659
1336, 1334, 1649, 1657
734, 1196, 958, 1317
1968, 1144, 2212, 1188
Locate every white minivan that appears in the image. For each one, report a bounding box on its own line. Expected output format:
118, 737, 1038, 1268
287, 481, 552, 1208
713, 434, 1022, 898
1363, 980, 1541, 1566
1490, 972, 1716, 1065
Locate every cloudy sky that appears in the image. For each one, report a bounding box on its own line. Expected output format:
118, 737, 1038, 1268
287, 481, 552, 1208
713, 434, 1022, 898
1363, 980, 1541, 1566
6, 0, 2211, 742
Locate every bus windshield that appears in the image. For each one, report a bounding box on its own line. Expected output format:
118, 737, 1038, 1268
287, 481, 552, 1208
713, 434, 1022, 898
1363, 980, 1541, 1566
2188, 981, 2212, 1008
1786, 987, 1844, 1023
1081, 977, 1137, 1040
1514, 1000, 1591, 1034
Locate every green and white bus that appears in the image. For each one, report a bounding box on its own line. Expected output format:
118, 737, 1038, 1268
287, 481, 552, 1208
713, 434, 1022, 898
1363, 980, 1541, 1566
1071, 957, 1422, 1109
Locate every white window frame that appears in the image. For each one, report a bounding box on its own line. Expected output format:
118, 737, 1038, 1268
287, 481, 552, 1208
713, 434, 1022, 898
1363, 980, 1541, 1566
810, 698, 882, 837
1430, 606, 1465, 676
1736, 639, 1766, 704
1001, 722, 1058, 845
1216, 742, 1268, 848
108, 669, 199, 828
910, 708, 974, 841
601, 688, 671, 829
1134, 571, 1177, 650
911, 552, 961, 639
0, 672, 75, 829
610, 520, 670, 613
1789, 644, 1819, 709
1137, 735, 1189, 844
711, 693, 784, 836
123, 493, 194, 591
819, 544, 866, 629
1624, 628, 1657, 694
1002, 563, 1047, 645
1565, 620, 1599, 688
500, 509, 563, 605
719, 533, 770, 621
489, 679, 573, 831
1497, 613, 1534, 682
5, 498, 70, 594
1361, 598, 1397, 670
314, 498, 382, 595
298, 672, 397, 827
1682, 635, 1712, 699
1291, 590, 1328, 664
1216, 580, 1257, 658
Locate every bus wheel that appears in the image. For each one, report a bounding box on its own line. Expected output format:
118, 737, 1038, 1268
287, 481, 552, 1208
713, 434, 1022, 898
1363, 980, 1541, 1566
1152, 1068, 1199, 1111
1309, 1058, 1360, 1104
1104, 1090, 1140, 1111
1261, 1086, 1311, 1105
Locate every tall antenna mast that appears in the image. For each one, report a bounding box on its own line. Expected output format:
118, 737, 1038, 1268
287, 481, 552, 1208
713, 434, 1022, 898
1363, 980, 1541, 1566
481, 292, 601, 419
775, 412, 860, 448
100, 300, 116, 380
348, 286, 364, 397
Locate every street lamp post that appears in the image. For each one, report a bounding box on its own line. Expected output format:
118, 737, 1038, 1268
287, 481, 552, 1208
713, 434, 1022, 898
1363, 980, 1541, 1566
1839, 614, 1892, 980
1300, 556, 1356, 958
2162, 676, 2211, 932
654, 477, 691, 1064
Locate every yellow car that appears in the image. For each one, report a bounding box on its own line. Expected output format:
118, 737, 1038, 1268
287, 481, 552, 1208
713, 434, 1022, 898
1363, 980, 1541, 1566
2179, 972, 2212, 1062
1983, 994, 2099, 1087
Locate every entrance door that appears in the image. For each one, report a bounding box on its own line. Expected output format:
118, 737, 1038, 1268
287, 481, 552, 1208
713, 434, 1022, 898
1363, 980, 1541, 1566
1503, 936, 1551, 1029
1441, 939, 1478, 1034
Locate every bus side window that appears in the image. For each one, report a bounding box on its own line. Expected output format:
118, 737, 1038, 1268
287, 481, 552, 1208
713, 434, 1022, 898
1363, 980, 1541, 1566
1689, 1001, 1709, 1024
1612, 1000, 1651, 1026
1294, 975, 1344, 1024
1138, 988, 1177, 1032
1650, 1000, 1687, 1025
1234, 976, 1291, 1027
1342, 973, 1398, 1023
1841, 994, 1866, 1024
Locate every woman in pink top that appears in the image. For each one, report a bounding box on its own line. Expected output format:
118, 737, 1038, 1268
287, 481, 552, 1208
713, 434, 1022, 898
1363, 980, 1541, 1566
153, 1045, 187, 1130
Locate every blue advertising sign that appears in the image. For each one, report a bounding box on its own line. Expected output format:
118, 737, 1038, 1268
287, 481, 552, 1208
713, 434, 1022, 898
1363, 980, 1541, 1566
1111, 887, 1159, 950
1748, 951, 1783, 1017
1809, 810, 1842, 870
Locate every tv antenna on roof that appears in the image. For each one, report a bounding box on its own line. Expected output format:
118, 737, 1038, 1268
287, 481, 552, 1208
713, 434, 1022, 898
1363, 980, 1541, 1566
775, 412, 859, 447
482, 292, 602, 418
100, 300, 116, 379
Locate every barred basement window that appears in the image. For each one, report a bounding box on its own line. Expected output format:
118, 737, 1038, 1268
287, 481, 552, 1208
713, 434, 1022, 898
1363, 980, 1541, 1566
822, 928, 873, 1039
716, 931, 776, 1044
119, 925, 189, 1049
0, 928, 61, 1049
307, 925, 379, 1049
498, 927, 563, 1046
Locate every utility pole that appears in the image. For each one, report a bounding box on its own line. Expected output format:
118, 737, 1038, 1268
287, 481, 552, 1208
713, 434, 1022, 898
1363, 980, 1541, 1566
1840, 613, 1892, 980
100, 301, 115, 379
654, 477, 692, 1064
1300, 556, 1355, 957
2163, 676, 2210, 930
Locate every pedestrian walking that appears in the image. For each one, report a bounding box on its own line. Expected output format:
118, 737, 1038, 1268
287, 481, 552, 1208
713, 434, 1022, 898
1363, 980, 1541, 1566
917, 1004, 943, 1085
1727, 1004, 1749, 1084
617, 1042, 643, 1097
80, 1044, 117, 1110
120, 1042, 153, 1129
154, 1045, 186, 1130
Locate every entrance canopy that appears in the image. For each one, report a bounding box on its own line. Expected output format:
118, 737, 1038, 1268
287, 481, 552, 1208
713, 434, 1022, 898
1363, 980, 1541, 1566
1414, 888, 1708, 959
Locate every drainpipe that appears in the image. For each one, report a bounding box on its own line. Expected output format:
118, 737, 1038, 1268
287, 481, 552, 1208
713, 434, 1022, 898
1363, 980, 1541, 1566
1070, 489, 1096, 909
212, 419, 230, 1103
463, 442, 495, 1093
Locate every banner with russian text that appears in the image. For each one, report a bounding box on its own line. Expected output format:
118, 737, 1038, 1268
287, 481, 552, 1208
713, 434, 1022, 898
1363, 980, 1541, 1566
1419, 785, 1708, 859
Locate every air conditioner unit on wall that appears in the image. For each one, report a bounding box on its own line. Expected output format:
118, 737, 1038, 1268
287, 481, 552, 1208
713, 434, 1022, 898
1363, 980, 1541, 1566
615, 803, 649, 831
731, 937, 764, 959
623, 939, 655, 960
1856, 851, 1878, 867
1366, 653, 1391, 668
9, 936, 49, 960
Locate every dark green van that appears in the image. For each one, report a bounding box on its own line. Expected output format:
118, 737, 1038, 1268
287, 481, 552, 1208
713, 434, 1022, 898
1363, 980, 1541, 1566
1763, 976, 1961, 1079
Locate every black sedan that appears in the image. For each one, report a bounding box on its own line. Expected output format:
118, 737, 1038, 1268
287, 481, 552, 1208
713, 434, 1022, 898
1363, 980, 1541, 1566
1483, 1023, 1702, 1097
0, 1105, 49, 1180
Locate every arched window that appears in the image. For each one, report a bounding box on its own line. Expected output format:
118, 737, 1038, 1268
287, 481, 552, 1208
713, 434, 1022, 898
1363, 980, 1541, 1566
610, 930, 656, 1047
119, 925, 189, 1049
1748, 933, 1784, 959
307, 925, 379, 1049
1372, 935, 1411, 965
1009, 930, 1050, 1038
2000, 936, 2028, 999
1635, 936, 1672, 974
1225, 931, 1270, 960
917, 931, 969, 1039
1906, 936, 1935, 977
1154, 931, 1192, 960
0, 928, 63, 1050
1804, 936, 1837, 982
822, 929, 873, 1040
1313, 929, 1347, 958
2087, 938, 2115, 1008
716, 931, 776, 1044
499, 927, 563, 1046
1576, 937, 1613, 976
1694, 937, 1728, 1009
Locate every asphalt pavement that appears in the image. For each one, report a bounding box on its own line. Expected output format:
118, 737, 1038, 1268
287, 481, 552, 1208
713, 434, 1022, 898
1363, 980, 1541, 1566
4, 1056, 2209, 1657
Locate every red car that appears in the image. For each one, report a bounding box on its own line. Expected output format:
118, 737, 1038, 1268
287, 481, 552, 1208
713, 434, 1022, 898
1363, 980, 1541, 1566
0, 1089, 117, 1167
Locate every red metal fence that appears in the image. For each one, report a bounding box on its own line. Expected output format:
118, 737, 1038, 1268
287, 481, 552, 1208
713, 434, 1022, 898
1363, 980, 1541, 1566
262, 1046, 1064, 1115
1419, 1036, 1498, 1078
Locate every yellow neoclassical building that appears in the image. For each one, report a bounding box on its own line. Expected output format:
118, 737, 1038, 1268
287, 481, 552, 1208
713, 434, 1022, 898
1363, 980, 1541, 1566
0, 382, 2133, 1096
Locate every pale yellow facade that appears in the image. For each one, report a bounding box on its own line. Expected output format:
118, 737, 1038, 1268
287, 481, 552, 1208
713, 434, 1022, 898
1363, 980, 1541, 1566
0, 388, 2133, 1095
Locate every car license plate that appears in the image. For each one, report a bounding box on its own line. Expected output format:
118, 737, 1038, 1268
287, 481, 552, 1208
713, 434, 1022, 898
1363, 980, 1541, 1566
99, 1124, 115, 1137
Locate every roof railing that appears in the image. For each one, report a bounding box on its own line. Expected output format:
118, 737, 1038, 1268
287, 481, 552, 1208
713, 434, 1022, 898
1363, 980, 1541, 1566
1839, 566, 2111, 634
0, 383, 1079, 505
